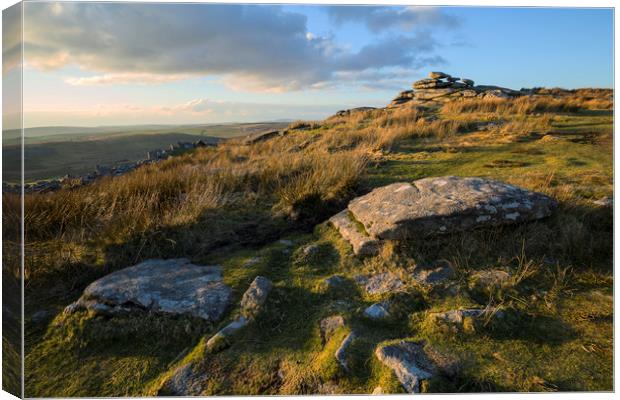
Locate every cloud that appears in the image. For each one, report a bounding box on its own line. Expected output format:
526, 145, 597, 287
22, 3, 454, 91
327, 6, 458, 33
65, 72, 189, 86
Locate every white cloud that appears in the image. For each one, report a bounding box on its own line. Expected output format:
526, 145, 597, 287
20, 3, 453, 92
65, 72, 189, 86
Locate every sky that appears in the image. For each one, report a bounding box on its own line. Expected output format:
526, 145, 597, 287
1, 2, 614, 128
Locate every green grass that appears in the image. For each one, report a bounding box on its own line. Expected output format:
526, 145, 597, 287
19, 99, 613, 395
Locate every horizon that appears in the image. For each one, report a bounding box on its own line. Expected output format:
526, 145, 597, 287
2, 3, 614, 129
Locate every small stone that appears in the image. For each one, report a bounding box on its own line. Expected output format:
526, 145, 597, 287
321, 275, 347, 291
319, 315, 345, 344
372, 386, 384, 395
364, 302, 390, 320
279, 239, 293, 246
206, 317, 248, 353
412, 260, 455, 285
335, 331, 357, 371
356, 273, 404, 295
240, 276, 273, 318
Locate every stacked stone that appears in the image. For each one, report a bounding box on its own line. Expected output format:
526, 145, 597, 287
411, 71, 478, 102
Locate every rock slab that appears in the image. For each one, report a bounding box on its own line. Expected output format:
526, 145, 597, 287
329, 210, 382, 256
240, 276, 273, 318
348, 176, 557, 240
65, 258, 231, 322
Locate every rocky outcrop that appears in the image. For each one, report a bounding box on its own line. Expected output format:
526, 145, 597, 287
375, 340, 458, 393
387, 71, 523, 108
64, 258, 232, 322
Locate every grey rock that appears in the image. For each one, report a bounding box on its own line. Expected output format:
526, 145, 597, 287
329, 210, 382, 256
375, 340, 457, 393
347, 176, 557, 240
364, 302, 390, 320
320, 315, 345, 344
240, 276, 273, 318
356, 273, 404, 295
65, 258, 232, 322
279, 239, 294, 246
335, 331, 357, 371
412, 260, 455, 285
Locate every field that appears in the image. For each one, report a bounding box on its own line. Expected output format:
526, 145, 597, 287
3, 92, 613, 396
2, 122, 288, 182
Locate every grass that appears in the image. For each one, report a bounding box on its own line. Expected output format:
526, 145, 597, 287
7, 91, 613, 395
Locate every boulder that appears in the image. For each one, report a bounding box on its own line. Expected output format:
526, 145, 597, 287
412, 260, 455, 285
355, 273, 404, 295
329, 210, 382, 256
347, 176, 557, 240
375, 340, 457, 393
64, 258, 231, 322
461, 78, 474, 86
240, 276, 273, 318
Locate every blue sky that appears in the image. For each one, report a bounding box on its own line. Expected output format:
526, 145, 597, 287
2, 3, 613, 127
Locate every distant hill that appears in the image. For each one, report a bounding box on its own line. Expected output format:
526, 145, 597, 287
2, 122, 289, 182
2, 121, 289, 145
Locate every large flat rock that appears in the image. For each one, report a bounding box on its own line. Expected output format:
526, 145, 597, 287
65, 258, 232, 322
348, 176, 557, 240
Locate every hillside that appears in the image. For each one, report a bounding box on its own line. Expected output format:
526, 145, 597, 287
5, 74, 613, 396
2, 122, 288, 182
